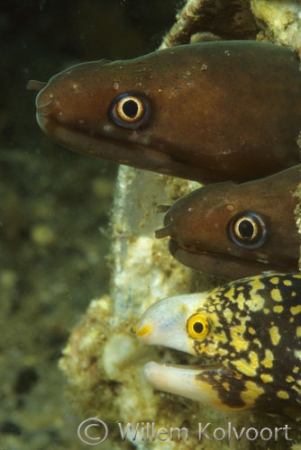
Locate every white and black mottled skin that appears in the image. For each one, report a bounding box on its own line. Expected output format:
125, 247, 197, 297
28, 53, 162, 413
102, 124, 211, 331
136, 273, 301, 415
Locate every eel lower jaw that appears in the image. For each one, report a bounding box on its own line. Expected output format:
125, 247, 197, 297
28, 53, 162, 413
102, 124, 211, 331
168, 239, 280, 280
35, 115, 205, 181
143, 361, 237, 409
143, 361, 217, 401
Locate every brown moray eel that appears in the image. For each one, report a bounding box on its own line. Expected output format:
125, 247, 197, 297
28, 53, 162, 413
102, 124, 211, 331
28, 41, 301, 183
156, 165, 301, 279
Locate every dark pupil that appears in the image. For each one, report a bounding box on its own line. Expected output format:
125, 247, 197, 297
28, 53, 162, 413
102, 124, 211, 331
123, 100, 138, 118
193, 322, 204, 334
238, 220, 254, 239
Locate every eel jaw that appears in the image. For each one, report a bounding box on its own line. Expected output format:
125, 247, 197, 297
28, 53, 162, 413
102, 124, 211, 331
32, 85, 207, 182
167, 239, 280, 280
155, 221, 279, 279
143, 361, 245, 411
143, 361, 220, 402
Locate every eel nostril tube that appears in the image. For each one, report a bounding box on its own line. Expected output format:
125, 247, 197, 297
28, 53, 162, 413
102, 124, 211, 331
27, 80, 47, 91
155, 224, 173, 239
156, 204, 171, 213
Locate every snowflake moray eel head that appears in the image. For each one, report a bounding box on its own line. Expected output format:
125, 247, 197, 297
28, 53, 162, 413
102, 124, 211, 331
135, 273, 301, 415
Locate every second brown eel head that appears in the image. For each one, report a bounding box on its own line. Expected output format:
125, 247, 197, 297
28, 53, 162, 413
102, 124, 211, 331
156, 166, 301, 279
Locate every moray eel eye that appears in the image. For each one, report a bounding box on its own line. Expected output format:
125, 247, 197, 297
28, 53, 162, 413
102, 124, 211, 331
187, 313, 211, 340
109, 92, 150, 129
228, 212, 267, 250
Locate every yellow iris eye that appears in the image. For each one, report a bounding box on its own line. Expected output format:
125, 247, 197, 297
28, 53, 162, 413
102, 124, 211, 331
109, 92, 150, 129
227, 211, 267, 250
116, 96, 144, 122
187, 313, 211, 340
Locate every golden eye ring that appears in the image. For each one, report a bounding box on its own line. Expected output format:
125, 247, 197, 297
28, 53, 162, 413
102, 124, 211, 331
109, 92, 150, 129
227, 211, 267, 250
187, 313, 211, 340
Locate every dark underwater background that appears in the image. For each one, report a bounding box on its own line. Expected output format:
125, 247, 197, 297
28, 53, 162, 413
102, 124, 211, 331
0, 1, 179, 448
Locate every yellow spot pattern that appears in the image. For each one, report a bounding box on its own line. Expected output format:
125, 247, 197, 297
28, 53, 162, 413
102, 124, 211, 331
232, 351, 259, 377
237, 292, 245, 311
294, 350, 301, 360
222, 382, 230, 391
277, 390, 289, 399
214, 330, 228, 344
261, 349, 274, 368
246, 295, 264, 312
270, 277, 280, 285
261, 374, 273, 383
230, 323, 248, 351
286, 376, 295, 383
251, 278, 265, 290
225, 286, 235, 300
240, 381, 265, 407
271, 289, 283, 302
269, 326, 281, 346
290, 305, 301, 315
194, 378, 246, 411
273, 305, 283, 314
253, 338, 262, 348
223, 308, 233, 324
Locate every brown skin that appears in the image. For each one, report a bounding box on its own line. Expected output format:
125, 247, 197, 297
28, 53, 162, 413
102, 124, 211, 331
156, 166, 301, 279
30, 41, 301, 183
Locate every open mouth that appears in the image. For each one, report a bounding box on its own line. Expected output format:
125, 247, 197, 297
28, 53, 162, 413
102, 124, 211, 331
141, 360, 225, 403
134, 320, 238, 409
133, 289, 234, 407
134, 320, 227, 405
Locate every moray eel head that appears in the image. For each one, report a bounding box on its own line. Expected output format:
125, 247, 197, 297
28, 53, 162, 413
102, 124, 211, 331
28, 41, 301, 183
135, 274, 301, 414
156, 166, 300, 279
